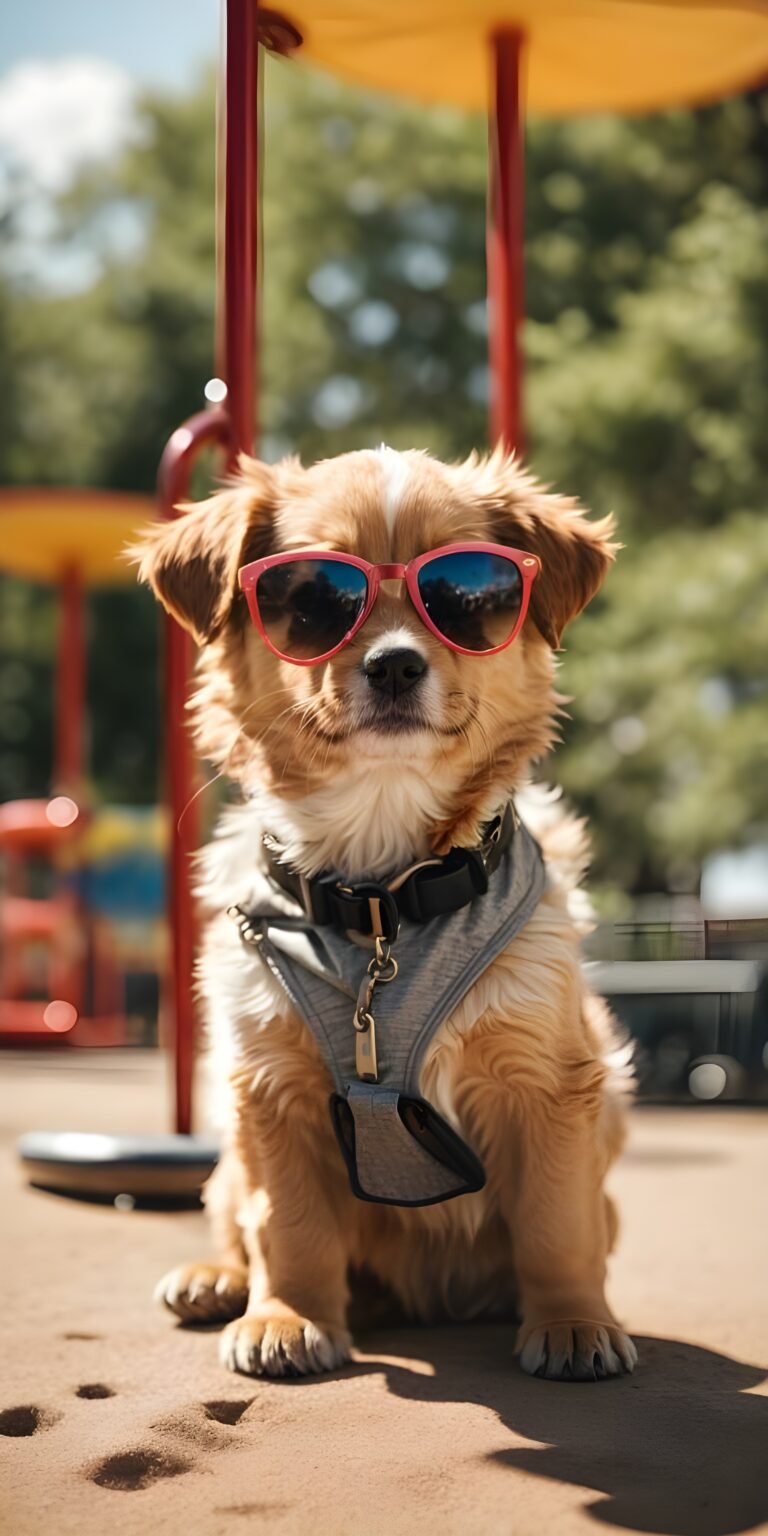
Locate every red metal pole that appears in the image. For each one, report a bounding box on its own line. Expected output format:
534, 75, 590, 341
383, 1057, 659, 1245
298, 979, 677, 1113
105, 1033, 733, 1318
158, 412, 229, 1135
219, 0, 262, 461
159, 0, 262, 1136
160, 4, 303, 1132
54, 566, 86, 796
487, 29, 526, 453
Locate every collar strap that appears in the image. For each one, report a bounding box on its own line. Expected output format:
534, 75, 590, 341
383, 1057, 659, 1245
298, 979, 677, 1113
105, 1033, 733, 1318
263, 802, 518, 943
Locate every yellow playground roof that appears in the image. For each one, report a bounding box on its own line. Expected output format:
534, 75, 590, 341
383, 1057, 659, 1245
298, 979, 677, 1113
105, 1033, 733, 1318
290, 0, 768, 116
0, 489, 155, 587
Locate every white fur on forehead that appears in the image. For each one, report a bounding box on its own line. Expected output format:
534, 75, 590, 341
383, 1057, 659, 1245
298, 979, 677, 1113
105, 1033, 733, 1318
374, 445, 413, 535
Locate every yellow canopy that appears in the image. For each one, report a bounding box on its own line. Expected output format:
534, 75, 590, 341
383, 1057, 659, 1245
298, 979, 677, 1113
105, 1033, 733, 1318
0, 489, 155, 586
291, 1, 768, 115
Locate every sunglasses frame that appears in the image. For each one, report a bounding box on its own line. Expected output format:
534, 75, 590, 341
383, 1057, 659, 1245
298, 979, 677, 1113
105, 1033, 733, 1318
238, 541, 541, 666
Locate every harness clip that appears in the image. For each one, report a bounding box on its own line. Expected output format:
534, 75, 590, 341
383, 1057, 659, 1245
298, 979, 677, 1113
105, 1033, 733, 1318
352, 935, 399, 1083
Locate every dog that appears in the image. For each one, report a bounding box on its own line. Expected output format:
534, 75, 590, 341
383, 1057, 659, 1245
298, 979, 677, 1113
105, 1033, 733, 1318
134, 444, 636, 1383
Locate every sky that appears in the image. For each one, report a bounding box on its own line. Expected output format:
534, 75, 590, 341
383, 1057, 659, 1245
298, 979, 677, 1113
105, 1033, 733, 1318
0, 1, 219, 288
0, 0, 219, 89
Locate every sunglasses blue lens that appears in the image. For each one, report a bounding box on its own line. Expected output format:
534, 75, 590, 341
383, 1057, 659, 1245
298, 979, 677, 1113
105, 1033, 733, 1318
416, 551, 523, 652
256, 558, 368, 661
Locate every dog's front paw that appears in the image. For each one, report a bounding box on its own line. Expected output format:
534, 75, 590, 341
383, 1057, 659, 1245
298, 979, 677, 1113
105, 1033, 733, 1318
154, 1263, 249, 1324
518, 1319, 637, 1381
220, 1308, 351, 1378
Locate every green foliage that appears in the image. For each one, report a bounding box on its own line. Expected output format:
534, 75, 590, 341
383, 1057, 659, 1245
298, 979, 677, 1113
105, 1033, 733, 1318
260, 62, 489, 460
559, 512, 768, 893
0, 62, 766, 890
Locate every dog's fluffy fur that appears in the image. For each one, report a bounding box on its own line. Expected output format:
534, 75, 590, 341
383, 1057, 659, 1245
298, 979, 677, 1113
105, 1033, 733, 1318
134, 445, 636, 1382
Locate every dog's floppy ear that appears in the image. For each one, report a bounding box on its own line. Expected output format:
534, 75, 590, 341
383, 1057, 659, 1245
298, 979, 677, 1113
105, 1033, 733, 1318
512, 491, 617, 650
483, 454, 618, 649
129, 456, 274, 645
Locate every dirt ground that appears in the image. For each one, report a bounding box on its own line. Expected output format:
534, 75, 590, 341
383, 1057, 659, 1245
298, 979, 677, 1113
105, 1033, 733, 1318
1, 1049, 766, 1536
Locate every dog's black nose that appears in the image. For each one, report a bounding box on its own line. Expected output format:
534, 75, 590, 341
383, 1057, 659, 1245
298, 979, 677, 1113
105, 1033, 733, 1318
363, 647, 428, 699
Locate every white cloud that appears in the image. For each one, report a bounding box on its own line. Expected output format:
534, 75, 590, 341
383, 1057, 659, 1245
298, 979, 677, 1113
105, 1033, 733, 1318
0, 56, 139, 194
0, 58, 145, 291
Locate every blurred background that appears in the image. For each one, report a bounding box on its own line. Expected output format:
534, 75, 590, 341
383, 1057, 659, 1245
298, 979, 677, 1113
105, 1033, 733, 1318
1, 1, 766, 1105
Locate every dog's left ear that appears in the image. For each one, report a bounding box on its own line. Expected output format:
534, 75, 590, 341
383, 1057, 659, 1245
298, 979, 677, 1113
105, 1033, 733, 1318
489, 459, 618, 649
128, 456, 274, 646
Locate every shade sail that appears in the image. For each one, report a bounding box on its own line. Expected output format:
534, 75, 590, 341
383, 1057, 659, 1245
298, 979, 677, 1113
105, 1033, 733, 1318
0, 490, 154, 586
290, 0, 768, 115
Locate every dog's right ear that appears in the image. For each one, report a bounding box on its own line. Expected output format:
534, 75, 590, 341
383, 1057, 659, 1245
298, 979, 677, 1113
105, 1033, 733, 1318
129, 457, 274, 645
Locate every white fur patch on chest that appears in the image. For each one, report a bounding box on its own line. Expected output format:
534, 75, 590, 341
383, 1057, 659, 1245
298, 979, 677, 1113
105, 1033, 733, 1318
255, 767, 448, 879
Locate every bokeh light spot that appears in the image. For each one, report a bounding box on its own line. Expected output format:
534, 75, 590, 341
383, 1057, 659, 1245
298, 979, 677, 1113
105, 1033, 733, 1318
610, 716, 647, 755
46, 796, 79, 828
689, 1061, 727, 1100
43, 1000, 78, 1033
204, 377, 227, 404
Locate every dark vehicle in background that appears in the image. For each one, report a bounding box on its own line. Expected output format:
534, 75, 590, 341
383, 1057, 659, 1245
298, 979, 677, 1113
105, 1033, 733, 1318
585, 959, 768, 1101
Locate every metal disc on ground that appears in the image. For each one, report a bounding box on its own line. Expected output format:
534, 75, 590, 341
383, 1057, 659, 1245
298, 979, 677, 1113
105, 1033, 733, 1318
17, 1131, 219, 1203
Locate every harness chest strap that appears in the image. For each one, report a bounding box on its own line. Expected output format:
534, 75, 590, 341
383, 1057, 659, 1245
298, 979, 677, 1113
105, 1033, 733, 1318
228, 807, 547, 1207
232, 803, 518, 1084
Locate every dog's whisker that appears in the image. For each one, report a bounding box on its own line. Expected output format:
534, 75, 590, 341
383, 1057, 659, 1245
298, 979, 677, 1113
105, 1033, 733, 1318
260, 698, 321, 741
176, 767, 228, 834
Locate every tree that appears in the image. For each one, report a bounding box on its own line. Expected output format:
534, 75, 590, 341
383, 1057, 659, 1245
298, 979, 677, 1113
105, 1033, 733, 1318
0, 62, 765, 893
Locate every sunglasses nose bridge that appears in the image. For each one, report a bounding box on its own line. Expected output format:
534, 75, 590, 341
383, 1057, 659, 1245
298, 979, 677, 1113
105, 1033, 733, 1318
378, 576, 406, 600
356, 574, 416, 650
369, 564, 407, 608
365, 579, 409, 631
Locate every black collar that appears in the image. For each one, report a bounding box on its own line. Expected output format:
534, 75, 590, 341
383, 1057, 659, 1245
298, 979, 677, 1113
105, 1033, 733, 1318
262, 802, 518, 943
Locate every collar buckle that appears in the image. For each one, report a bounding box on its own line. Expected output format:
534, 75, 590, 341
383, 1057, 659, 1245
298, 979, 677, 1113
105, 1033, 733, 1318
342, 882, 400, 942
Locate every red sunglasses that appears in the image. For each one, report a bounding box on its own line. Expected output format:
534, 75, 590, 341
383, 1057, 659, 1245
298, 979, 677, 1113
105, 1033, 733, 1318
238, 541, 540, 667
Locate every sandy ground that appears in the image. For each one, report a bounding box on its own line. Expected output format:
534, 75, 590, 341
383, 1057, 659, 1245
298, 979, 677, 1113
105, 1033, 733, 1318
0, 1049, 766, 1536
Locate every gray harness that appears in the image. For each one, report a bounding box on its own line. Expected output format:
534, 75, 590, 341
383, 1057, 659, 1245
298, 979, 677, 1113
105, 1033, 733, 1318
231, 817, 546, 1207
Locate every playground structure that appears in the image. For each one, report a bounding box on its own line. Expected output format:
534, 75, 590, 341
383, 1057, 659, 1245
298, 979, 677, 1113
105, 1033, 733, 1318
3, 2, 767, 1178
160, 0, 768, 1137
0, 490, 164, 1046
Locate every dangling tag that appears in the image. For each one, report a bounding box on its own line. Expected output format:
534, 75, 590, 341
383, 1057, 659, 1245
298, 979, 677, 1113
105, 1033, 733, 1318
355, 1017, 378, 1082
352, 936, 397, 1086
354, 970, 379, 1082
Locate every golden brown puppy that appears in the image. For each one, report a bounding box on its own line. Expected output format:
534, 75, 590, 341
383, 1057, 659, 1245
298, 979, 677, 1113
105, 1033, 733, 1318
134, 445, 635, 1382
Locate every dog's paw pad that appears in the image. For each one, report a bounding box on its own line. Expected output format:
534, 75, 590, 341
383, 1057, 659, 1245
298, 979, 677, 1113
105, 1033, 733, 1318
154, 1264, 249, 1324
89, 1447, 190, 1491
220, 1314, 351, 1378
519, 1321, 637, 1381
76, 1384, 115, 1400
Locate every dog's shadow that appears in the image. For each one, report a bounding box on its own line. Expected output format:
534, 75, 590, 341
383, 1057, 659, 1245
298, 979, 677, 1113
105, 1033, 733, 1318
341, 1326, 766, 1536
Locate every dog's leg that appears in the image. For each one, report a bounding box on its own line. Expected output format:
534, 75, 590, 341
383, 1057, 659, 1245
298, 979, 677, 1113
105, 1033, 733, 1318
504, 1076, 637, 1381
154, 1150, 249, 1323
218, 1069, 352, 1379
